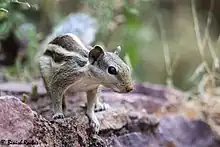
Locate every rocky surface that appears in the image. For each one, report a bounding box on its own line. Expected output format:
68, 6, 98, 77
0, 81, 220, 147
0, 96, 35, 143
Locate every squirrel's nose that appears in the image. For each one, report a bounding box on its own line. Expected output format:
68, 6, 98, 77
126, 85, 134, 92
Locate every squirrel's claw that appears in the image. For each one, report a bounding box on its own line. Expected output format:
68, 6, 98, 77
86, 113, 100, 133
95, 102, 110, 112
90, 119, 100, 134
52, 113, 64, 120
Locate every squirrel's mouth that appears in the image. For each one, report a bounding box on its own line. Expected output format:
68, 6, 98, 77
103, 83, 134, 93
112, 87, 121, 93
112, 86, 133, 93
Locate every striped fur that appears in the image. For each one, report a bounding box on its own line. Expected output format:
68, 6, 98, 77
43, 34, 90, 66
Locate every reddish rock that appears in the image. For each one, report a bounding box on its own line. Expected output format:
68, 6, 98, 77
0, 82, 219, 147
0, 96, 35, 146
110, 115, 220, 147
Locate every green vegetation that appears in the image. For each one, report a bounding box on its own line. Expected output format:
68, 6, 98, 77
0, 0, 220, 95
0, 0, 31, 38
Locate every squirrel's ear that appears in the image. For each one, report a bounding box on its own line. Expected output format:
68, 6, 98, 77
113, 46, 121, 55
89, 45, 105, 64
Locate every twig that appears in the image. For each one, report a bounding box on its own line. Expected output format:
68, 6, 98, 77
207, 34, 219, 70
202, 0, 219, 71
203, 0, 217, 91
156, 13, 173, 88
191, 0, 211, 74
202, 0, 214, 47
191, 0, 218, 96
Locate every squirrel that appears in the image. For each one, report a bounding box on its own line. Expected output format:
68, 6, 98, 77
38, 13, 134, 133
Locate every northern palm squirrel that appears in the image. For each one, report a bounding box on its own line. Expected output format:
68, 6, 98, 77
38, 13, 133, 133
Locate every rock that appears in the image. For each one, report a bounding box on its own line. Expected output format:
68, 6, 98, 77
0, 80, 184, 99
0, 83, 220, 147
30, 114, 105, 147
0, 96, 106, 147
110, 115, 220, 147
97, 107, 129, 130
0, 96, 35, 147
159, 115, 219, 147
0, 81, 181, 120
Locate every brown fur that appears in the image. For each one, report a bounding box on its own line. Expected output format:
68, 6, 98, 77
38, 33, 134, 133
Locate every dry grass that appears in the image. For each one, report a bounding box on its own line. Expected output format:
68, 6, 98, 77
157, 0, 220, 138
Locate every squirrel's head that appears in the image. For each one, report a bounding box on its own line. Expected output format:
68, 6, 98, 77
88, 45, 134, 93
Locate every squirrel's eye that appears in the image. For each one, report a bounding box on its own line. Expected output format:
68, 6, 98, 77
108, 66, 117, 75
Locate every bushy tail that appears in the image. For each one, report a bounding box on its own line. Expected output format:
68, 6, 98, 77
36, 13, 98, 59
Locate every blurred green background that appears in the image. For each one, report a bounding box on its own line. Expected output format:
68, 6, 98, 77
0, 0, 220, 92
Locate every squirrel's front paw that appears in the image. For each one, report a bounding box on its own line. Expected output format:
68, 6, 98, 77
52, 113, 64, 120
87, 113, 100, 133
90, 118, 100, 133
95, 102, 110, 112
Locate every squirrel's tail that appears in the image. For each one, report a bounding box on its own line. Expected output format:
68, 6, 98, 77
36, 13, 98, 58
